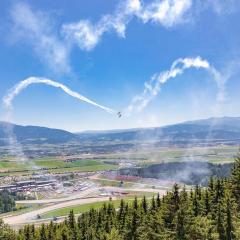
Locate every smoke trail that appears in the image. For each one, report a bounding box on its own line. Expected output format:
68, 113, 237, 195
2, 77, 118, 162
2, 121, 27, 161
3, 77, 116, 115
3, 102, 27, 161
125, 56, 225, 116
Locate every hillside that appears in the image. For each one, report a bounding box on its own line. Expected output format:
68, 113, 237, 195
1, 117, 240, 146
78, 116, 240, 145
0, 122, 78, 145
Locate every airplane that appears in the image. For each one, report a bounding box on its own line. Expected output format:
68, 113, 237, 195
117, 112, 122, 118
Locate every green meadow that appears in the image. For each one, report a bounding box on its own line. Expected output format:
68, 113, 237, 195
0, 157, 118, 176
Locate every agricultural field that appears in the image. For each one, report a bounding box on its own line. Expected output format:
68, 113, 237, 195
0, 157, 118, 176
95, 145, 239, 165
0, 145, 238, 177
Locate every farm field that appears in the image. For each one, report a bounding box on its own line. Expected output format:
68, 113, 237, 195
93, 145, 239, 167
0, 145, 238, 177
0, 157, 118, 176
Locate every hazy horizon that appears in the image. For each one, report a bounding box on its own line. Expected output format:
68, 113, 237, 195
1, 115, 240, 133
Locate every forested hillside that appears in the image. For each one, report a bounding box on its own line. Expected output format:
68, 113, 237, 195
1, 154, 240, 239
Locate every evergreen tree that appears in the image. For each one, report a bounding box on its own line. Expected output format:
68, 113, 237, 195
68, 210, 75, 230
175, 208, 187, 240
47, 221, 54, 240
226, 198, 235, 240
39, 224, 47, 240
141, 196, 148, 213
217, 205, 226, 240
151, 196, 156, 211
231, 153, 240, 208
133, 197, 138, 210
193, 192, 200, 217
204, 190, 210, 216
173, 184, 180, 211
156, 193, 161, 208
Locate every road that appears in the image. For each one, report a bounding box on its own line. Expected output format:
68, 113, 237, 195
16, 186, 165, 204
3, 196, 116, 226
16, 187, 98, 204
4, 186, 166, 227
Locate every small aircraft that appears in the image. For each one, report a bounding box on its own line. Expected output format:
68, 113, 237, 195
117, 112, 122, 118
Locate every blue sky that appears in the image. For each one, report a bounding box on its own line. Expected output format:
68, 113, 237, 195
0, 0, 240, 132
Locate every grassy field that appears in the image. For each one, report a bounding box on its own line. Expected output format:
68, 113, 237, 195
92, 178, 134, 188
40, 195, 155, 219
0, 203, 44, 218
0, 157, 119, 176
105, 146, 239, 165
0, 146, 238, 177
40, 200, 124, 219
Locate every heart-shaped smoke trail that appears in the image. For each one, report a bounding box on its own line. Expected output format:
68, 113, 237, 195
2, 57, 227, 160
3, 77, 117, 115
124, 56, 226, 116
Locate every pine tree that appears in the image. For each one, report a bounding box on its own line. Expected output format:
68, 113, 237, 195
68, 210, 75, 230
193, 193, 200, 217
23, 225, 31, 240
231, 153, 240, 209
218, 179, 224, 200
173, 184, 180, 211
141, 196, 147, 213
175, 208, 186, 240
209, 177, 214, 191
133, 197, 138, 210
39, 224, 47, 240
47, 221, 54, 240
156, 193, 161, 208
204, 190, 210, 216
61, 227, 69, 240
226, 198, 235, 240
118, 199, 125, 220
30, 224, 35, 239
106, 228, 123, 240
217, 205, 226, 240
151, 196, 156, 211
132, 211, 138, 240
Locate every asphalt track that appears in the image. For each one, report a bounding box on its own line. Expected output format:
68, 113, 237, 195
3, 187, 166, 227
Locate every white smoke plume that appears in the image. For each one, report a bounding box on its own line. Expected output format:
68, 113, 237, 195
2, 121, 27, 162
3, 77, 116, 116
62, 0, 192, 51
10, 3, 70, 74
125, 56, 226, 116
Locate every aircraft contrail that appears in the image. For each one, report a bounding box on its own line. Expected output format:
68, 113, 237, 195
3, 77, 117, 116
125, 56, 226, 116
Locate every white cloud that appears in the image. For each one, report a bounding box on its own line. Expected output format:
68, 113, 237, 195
9, 0, 238, 73
62, 0, 192, 51
140, 0, 192, 27
10, 3, 70, 74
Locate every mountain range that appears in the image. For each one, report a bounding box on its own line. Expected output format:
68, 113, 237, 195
0, 117, 240, 146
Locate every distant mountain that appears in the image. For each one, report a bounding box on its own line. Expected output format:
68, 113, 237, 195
0, 122, 78, 145
1, 117, 240, 147
77, 116, 240, 145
